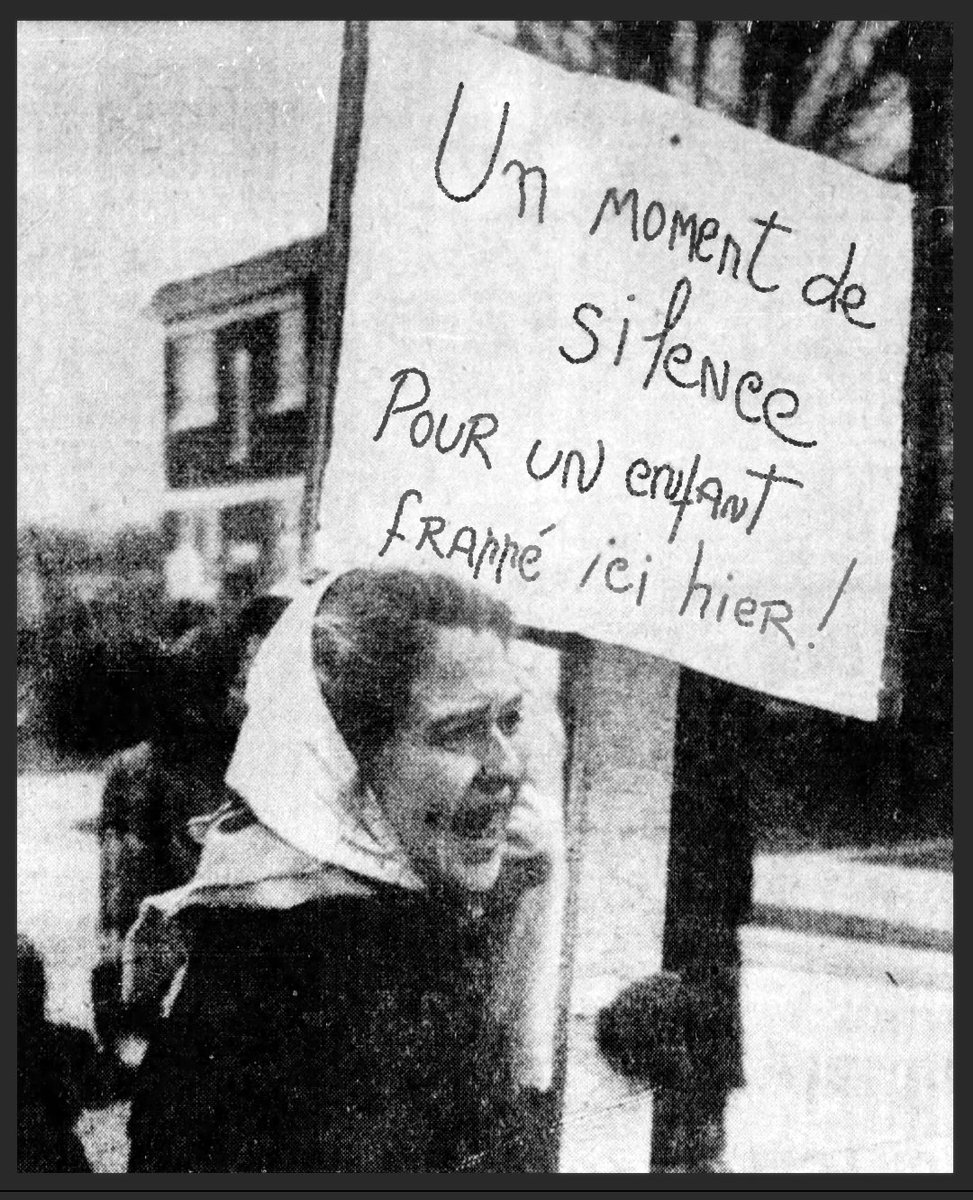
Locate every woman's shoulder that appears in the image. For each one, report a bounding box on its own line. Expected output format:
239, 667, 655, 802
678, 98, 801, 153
165, 887, 450, 1052
178, 884, 418, 970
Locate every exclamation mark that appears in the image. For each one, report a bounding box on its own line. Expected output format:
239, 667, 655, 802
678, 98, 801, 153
807, 558, 857, 649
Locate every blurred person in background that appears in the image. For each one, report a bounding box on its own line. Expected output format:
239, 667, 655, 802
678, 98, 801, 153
91, 593, 291, 1067
18, 935, 102, 1172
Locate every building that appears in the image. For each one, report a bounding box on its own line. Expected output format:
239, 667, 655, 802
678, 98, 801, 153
151, 234, 326, 604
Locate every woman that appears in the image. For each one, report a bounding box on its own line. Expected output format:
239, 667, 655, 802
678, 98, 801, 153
127, 568, 566, 1173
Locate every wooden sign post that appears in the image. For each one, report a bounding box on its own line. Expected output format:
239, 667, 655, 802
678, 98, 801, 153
298, 20, 369, 576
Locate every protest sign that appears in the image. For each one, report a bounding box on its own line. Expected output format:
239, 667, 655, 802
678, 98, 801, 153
315, 20, 913, 720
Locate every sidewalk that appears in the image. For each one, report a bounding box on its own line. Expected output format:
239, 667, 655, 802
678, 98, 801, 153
728, 923, 951, 1172
751, 844, 953, 949
729, 844, 953, 1172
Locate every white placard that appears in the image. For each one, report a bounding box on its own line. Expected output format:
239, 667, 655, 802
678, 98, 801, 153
316, 21, 913, 720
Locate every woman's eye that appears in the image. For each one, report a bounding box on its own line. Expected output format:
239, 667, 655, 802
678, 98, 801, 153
438, 723, 477, 746
433, 707, 521, 747
497, 708, 522, 737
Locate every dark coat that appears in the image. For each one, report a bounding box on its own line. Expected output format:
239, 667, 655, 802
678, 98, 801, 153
99, 741, 233, 941
17, 1021, 98, 1173
127, 871, 541, 1173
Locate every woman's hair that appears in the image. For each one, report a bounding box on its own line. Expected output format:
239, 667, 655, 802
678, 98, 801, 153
312, 568, 515, 765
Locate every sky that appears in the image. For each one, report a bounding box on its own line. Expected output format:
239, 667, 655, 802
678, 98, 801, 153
18, 20, 344, 530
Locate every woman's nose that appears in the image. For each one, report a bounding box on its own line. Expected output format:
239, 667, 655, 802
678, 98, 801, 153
481, 726, 524, 779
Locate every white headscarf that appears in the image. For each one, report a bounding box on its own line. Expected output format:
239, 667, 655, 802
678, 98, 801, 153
223, 573, 426, 889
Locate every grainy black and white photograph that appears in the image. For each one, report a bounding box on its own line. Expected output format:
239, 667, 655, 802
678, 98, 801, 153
17, 20, 952, 1175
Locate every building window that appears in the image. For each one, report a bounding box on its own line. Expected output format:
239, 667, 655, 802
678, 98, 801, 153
228, 346, 252, 465
269, 303, 308, 414
169, 330, 218, 431
217, 312, 276, 468
164, 292, 310, 485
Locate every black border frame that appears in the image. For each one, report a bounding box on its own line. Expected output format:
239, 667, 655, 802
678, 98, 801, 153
10, 12, 962, 1194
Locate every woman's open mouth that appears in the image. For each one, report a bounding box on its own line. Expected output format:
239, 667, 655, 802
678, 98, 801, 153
450, 801, 511, 846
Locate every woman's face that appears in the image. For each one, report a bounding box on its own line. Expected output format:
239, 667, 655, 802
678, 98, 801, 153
370, 625, 527, 892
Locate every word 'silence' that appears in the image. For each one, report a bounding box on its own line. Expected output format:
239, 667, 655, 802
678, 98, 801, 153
559, 276, 819, 449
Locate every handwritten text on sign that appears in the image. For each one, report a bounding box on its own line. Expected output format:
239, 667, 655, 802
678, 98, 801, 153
316, 21, 913, 719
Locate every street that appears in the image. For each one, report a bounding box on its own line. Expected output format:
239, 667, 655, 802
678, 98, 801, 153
18, 764, 952, 1174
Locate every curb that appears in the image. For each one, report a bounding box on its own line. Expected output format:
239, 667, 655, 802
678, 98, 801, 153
748, 901, 952, 954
